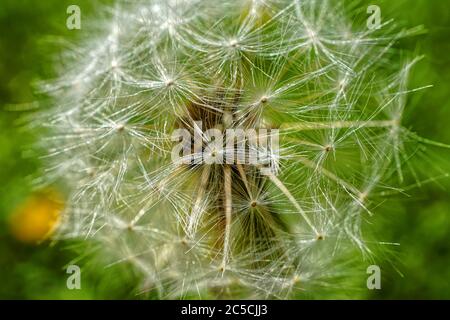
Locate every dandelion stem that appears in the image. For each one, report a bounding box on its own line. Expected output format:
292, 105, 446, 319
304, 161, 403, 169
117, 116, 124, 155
293, 156, 363, 198
265, 170, 319, 235
281, 120, 397, 132
222, 165, 233, 270
236, 163, 252, 199
187, 166, 211, 237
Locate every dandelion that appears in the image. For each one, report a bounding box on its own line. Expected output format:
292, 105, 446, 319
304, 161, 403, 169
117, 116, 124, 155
35, 0, 446, 298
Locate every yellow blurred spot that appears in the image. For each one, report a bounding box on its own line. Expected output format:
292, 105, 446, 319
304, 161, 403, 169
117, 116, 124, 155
9, 190, 63, 244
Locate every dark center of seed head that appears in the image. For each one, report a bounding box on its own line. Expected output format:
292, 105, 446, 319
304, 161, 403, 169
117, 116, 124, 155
229, 39, 239, 48
116, 124, 125, 132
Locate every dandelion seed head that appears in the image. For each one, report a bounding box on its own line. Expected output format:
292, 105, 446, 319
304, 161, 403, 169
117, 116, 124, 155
35, 0, 431, 299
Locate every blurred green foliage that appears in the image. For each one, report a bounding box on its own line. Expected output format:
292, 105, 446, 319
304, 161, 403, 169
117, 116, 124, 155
0, 0, 448, 299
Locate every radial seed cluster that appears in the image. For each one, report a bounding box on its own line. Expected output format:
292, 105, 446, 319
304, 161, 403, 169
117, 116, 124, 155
40, 0, 422, 298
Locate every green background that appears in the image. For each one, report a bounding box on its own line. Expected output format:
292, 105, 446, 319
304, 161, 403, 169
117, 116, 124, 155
0, 0, 449, 299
